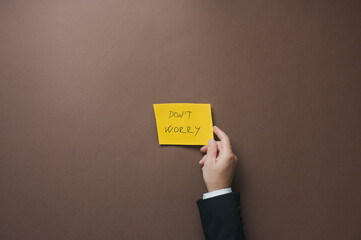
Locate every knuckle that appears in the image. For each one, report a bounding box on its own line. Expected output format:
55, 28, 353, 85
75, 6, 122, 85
225, 151, 232, 158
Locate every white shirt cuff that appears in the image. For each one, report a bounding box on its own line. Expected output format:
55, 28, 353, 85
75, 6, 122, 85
202, 188, 232, 200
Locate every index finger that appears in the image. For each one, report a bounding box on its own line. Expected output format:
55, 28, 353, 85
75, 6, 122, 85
213, 125, 231, 150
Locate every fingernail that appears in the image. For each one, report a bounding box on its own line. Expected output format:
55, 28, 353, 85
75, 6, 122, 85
209, 139, 215, 145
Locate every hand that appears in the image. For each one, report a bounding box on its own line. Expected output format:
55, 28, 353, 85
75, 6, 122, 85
199, 126, 238, 192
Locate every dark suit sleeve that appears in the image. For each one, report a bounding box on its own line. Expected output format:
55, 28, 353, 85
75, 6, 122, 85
197, 192, 245, 240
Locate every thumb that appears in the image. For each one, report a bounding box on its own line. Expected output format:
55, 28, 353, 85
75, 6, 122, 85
206, 139, 217, 163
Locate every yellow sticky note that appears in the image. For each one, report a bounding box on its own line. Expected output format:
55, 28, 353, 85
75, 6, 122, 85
153, 103, 214, 145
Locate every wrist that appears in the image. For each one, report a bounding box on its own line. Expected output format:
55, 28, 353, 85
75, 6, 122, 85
207, 185, 231, 192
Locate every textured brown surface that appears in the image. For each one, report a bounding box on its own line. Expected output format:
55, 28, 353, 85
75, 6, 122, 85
1, 1, 360, 240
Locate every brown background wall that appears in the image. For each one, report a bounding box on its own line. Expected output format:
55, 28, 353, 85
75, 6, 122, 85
1, 1, 360, 240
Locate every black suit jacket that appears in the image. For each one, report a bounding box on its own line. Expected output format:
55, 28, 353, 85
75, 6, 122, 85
197, 192, 245, 240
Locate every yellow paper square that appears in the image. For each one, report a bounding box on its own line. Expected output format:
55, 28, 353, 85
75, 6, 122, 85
153, 103, 214, 145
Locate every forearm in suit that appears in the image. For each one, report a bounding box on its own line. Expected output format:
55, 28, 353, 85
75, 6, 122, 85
197, 192, 245, 240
